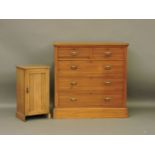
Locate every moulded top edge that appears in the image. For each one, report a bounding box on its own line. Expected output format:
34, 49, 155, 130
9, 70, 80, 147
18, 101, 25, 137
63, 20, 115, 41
53, 42, 129, 46
16, 65, 50, 69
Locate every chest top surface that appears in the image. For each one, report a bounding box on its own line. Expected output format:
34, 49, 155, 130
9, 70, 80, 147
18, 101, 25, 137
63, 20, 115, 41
54, 42, 129, 47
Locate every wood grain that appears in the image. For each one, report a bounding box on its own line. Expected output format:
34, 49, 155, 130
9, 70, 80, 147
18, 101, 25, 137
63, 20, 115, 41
58, 47, 91, 58
93, 47, 126, 60
54, 42, 129, 46
58, 77, 124, 93
16, 66, 50, 121
54, 108, 128, 119
16, 66, 50, 69
16, 68, 25, 120
54, 47, 59, 108
58, 60, 125, 76
58, 93, 124, 108
54, 43, 128, 118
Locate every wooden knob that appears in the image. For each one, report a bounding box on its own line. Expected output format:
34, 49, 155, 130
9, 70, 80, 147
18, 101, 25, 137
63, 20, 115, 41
71, 51, 78, 56
104, 51, 112, 57
70, 65, 78, 70
104, 97, 112, 102
70, 81, 77, 85
105, 65, 112, 70
104, 81, 111, 85
70, 97, 77, 101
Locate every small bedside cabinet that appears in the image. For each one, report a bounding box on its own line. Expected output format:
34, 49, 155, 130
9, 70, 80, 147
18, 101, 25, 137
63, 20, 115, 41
16, 66, 50, 121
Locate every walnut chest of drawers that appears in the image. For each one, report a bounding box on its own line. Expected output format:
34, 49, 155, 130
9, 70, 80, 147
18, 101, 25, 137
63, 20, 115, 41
54, 42, 128, 118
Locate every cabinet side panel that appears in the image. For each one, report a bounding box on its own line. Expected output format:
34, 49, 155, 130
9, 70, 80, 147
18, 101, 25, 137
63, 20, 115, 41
54, 47, 59, 107
16, 68, 25, 115
44, 69, 50, 113
123, 47, 128, 107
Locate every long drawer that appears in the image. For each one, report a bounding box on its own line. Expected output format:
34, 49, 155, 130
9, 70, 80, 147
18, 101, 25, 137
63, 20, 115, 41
58, 93, 124, 108
58, 60, 125, 76
58, 77, 124, 93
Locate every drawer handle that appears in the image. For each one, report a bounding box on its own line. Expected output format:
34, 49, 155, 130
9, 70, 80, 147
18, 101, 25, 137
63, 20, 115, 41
105, 65, 112, 70
104, 97, 112, 102
70, 97, 77, 101
71, 51, 78, 56
70, 81, 77, 86
104, 51, 112, 56
104, 81, 111, 85
70, 65, 78, 70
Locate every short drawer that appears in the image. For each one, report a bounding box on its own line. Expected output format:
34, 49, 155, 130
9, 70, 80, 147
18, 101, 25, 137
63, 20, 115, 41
58, 47, 91, 58
58, 60, 125, 76
58, 77, 124, 94
93, 47, 125, 60
58, 93, 124, 108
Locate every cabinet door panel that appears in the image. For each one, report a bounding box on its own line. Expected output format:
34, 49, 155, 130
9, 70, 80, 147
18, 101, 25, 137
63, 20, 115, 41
25, 70, 49, 115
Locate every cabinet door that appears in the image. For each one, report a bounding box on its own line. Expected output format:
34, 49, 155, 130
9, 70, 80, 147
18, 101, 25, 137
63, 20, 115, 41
25, 69, 49, 115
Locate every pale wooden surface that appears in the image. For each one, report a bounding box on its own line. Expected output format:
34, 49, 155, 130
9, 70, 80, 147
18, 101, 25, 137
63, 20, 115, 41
16, 66, 50, 70
16, 68, 25, 119
16, 66, 50, 121
25, 69, 49, 115
54, 43, 128, 118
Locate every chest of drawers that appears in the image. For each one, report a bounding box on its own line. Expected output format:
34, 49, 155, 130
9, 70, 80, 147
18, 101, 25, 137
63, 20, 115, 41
54, 42, 128, 118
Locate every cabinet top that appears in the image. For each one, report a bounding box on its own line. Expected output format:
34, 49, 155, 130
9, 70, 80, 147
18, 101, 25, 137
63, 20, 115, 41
16, 65, 50, 69
53, 42, 129, 47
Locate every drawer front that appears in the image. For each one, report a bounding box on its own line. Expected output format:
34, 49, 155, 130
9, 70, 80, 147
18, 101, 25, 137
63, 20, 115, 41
93, 47, 125, 60
58, 47, 91, 58
58, 93, 124, 108
58, 60, 125, 76
58, 77, 124, 93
